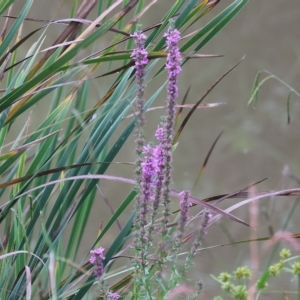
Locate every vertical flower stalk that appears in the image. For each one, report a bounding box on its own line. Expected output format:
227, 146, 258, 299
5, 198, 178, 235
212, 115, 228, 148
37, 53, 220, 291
170, 191, 191, 288
90, 248, 121, 299
139, 145, 157, 266
133, 145, 157, 297
161, 25, 182, 239
131, 27, 148, 298
131, 28, 148, 131
157, 24, 182, 279
146, 125, 166, 250
131, 27, 148, 201
176, 191, 191, 249
90, 247, 105, 279
131, 29, 148, 249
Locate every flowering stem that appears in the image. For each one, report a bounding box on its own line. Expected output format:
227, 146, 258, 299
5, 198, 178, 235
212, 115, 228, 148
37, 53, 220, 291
131, 27, 149, 298
298, 275, 300, 300
158, 23, 182, 278
146, 127, 165, 254
170, 191, 191, 287
161, 25, 182, 240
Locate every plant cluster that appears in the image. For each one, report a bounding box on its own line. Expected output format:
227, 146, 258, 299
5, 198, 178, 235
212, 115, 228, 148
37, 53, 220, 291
213, 248, 300, 300
1, 0, 300, 300
89, 24, 212, 299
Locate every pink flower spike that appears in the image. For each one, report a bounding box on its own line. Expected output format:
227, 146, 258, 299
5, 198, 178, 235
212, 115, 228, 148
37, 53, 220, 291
130, 29, 149, 128
107, 291, 120, 300
89, 247, 105, 278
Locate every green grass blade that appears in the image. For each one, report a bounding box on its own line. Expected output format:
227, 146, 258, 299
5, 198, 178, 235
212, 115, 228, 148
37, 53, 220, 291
72, 212, 136, 299
0, 0, 33, 57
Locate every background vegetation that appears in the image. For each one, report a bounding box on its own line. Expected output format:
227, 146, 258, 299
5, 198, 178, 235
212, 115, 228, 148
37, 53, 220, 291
0, 0, 299, 299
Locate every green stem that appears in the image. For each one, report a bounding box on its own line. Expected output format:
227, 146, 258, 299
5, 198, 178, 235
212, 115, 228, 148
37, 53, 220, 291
298, 275, 300, 300
255, 290, 261, 300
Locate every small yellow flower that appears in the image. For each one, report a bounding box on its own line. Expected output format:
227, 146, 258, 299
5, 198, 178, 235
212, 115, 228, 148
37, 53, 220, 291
279, 248, 291, 259
269, 265, 280, 276
292, 262, 300, 276
221, 282, 234, 292
269, 261, 284, 276
234, 266, 252, 280
232, 285, 248, 300
218, 272, 231, 283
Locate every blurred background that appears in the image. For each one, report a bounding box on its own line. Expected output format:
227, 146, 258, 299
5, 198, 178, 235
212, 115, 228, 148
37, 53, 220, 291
5, 1, 300, 298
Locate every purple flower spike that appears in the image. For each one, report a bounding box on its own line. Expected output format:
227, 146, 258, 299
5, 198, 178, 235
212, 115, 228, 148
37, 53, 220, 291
161, 26, 182, 238
139, 145, 157, 258
131, 30, 149, 128
89, 247, 105, 278
107, 291, 120, 300
164, 28, 182, 102
140, 145, 157, 214
146, 125, 166, 253
176, 190, 191, 247
131, 28, 148, 281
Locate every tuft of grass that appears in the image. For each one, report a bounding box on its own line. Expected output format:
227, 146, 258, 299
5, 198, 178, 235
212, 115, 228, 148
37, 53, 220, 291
3, 0, 297, 299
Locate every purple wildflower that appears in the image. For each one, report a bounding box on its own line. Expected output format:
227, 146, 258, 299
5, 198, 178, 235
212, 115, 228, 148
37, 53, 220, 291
154, 125, 167, 197
131, 29, 148, 195
176, 191, 191, 248
131, 28, 148, 191
131, 30, 149, 128
139, 145, 157, 264
140, 145, 157, 223
169, 191, 191, 288
154, 26, 182, 278
89, 247, 105, 278
161, 25, 182, 240
107, 291, 120, 300
146, 125, 166, 250
164, 27, 182, 102
131, 28, 148, 280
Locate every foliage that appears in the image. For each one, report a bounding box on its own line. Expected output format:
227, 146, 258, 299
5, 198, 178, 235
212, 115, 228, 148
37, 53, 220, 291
1, 0, 299, 299
212, 248, 300, 299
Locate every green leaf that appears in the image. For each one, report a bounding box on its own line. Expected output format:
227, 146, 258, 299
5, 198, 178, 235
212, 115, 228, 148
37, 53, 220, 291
181, 0, 248, 53
250, 71, 261, 108
0, 0, 33, 58
248, 75, 273, 106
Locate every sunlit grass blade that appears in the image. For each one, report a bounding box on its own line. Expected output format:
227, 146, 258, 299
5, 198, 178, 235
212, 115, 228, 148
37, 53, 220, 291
5, 66, 82, 124
0, 1, 135, 112
180, 0, 248, 54
145, 0, 185, 48
248, 75, 273, 106
179, 0, 209, 30
0, 131, 59, 162
0, 27, 43, 68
